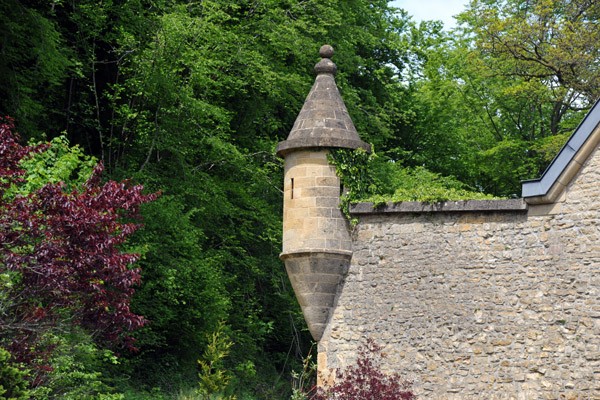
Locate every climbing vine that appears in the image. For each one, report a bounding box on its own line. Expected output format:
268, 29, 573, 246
327, 148, 373, 225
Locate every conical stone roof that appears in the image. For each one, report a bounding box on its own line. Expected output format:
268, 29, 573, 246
276, 45, 370, 157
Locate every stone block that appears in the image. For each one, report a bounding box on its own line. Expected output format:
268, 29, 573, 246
305, 165, 327, 176
293, 176, 316, 188
340, 240, 352, 251
284, 163, 306, 179
357, 230, 373, 240
290, 197, 316, 209
317, 197, 342, 208
303, 238, 327, 249
285, 218, 304, 230
316, 177, 339, 187
307, 273, 344, 285
314, 282, 340, 294
528, 203, 563, 216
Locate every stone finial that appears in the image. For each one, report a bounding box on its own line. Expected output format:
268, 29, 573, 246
320, 44, 334, 58
315, 45, 337, 75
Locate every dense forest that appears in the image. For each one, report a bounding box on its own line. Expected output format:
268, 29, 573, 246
1, 0, 599, 398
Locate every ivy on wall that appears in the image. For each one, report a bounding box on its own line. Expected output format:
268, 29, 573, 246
328, 148, 499, 224
327, 148, 373, 224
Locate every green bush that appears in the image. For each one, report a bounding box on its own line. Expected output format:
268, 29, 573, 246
194, 322, 236, 400
0, 347, 29, 400
29, 330, 124, 400
7, 135, 96, 197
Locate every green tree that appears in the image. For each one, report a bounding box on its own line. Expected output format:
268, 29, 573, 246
463, 0, 600, 106
445, 0, 600, 195
391, 0, 598, 197
0, 0, 71, 138
195, 322, 236, 400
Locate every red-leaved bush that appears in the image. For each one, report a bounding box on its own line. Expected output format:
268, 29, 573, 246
0, 117, 158, 367
317, 339, 416, 400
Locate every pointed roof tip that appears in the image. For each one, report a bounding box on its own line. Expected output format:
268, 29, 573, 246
276, 45, 371, 158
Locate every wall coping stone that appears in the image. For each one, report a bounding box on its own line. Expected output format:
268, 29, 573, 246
349, 198, 528, 214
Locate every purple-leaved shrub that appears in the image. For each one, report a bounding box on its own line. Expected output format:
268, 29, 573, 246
317, 339, 416, 400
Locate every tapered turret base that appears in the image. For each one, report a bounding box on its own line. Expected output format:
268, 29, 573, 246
282, 251, 350, 341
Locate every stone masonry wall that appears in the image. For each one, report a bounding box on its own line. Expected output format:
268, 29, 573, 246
319, 145, 600, 399
282, 149, 351, 255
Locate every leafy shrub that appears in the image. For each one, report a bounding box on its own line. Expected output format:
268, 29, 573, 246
192, 321, 236, 400
0, 118, 157, 390
0, 347, 29, 400
28, 330, 124, 400
9, 135, 97, 196
365, 165, 497, 204
317, 339, 415, 400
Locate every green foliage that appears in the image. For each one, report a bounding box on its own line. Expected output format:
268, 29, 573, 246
0, 0, 71, 138
329, 148, 498, 219
195, 322, 236, 400
125, 195, 230, 372
27, 330, 125, 400
290, 346, 316, 400
378, 0, 595, 197
403, 0, 595, 196
365, 165, 499, 204
533, 134, 570, 165
461, 0, 600, 104
0, 348, 29, 400
11, 135, 97, 196
0, 272, 19, 323
328, 148, 373, 223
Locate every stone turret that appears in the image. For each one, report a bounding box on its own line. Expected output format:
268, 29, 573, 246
276, 45, 370, 341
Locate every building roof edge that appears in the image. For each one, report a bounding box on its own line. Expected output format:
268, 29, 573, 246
521, 97, 600, 202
